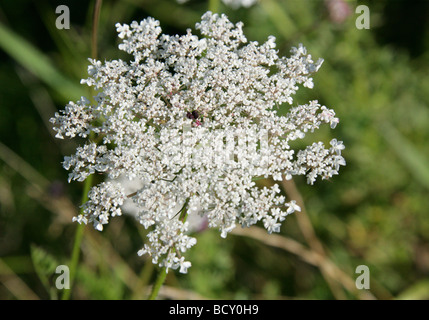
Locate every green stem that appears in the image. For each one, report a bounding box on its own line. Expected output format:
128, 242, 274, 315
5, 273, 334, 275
91, 0, 103, 59
209, 0, 220, 13
60, 0, 101, 300
147, 266, 167, 300
61, 174, 94, 300
178, 197, 190, 221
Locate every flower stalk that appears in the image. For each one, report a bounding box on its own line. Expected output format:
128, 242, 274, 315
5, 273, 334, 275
61, 173, 93, 300
147, 266, 168, 300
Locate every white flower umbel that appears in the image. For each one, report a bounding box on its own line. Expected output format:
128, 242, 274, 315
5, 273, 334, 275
51, 12, 345, 273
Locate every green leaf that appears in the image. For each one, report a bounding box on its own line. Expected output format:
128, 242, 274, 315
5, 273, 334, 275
30, 244, 59, 299
396, 279, 429, 300
378, 121, 429, 191
76, 265, 125, 300
260, 0, 297, 40
0, 21, 84, 101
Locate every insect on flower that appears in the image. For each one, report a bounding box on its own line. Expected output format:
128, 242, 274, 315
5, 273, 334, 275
187, 110, 202, 126
186, 110, 200, 120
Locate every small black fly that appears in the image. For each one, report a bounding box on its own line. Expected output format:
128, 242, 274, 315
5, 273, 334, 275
186, 110, 199, 120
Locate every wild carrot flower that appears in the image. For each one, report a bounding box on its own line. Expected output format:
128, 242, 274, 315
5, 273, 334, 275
51, 12, 345, 273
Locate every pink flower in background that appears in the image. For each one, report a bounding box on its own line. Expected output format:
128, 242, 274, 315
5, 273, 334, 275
325, 0, 352, 24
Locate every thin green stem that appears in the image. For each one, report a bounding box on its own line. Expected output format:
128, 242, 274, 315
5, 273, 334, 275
209, 0, 220, 13
147, 266, 168, 300
91, 0, 103, 59
61, 174, 94, 300
61, 0, 101, 301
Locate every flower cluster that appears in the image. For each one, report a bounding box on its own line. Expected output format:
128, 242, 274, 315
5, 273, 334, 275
51, 12, 345, 273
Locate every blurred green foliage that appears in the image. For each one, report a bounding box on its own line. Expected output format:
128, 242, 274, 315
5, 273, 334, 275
0, 0, 429, 300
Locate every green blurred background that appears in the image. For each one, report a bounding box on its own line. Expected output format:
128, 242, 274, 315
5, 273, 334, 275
0, 0, 429, 300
